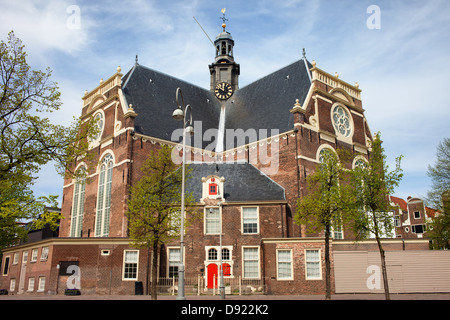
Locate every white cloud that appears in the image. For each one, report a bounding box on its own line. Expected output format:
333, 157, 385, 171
0, 0, 93, 65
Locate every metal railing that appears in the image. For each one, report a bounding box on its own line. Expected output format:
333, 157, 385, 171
156, 276, 265, 296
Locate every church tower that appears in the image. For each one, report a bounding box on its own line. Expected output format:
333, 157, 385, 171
209, 9, 240, 99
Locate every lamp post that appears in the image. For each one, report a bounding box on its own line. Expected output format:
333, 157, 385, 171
218, 202, 225, 300
172, 87, 194, 300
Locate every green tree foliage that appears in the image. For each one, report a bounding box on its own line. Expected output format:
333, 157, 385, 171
349, 133, 403, 300
126, 145, 198, 299
0, 31, 98, 248
295, 148, 354, 300
426, 138, 450, 249
426, 138, 450, 210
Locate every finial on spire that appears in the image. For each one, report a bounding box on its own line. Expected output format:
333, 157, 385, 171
302, 48, 306, 59
220, 8, 228, 31
135, 54, 139, 65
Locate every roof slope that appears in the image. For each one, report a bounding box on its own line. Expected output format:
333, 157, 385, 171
122, 64, 221, 149
223, 59, 312, 149
121, 58, 312, 151
184, 162, 286, 203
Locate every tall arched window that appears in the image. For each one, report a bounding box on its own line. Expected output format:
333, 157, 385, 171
95, 154, 113, 237
70, 166, 86, 237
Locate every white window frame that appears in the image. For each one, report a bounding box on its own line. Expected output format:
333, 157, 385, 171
40, 247, 49, 261
27, 277, 35, 292
414, 211, 421, 219
95, 153, 114, 237
22, 251, 28, 264
122, 250, 139, 281
276, 249, 293, 280
13, 252, 18, 265
31, 249, 38, 262
2, 256, 10, 276
167, 247, 181, 278
242, 246, 260, 279
204, 207, 221, 235
305, 249, 322, 280
38, 276, 46, 292
241, 206, 259, 234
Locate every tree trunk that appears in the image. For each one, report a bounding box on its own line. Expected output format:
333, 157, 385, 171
375, 236, 390, 300
324, 221, 331, 300
151, 242, 159, 300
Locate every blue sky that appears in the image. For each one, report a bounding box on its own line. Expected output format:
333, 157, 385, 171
1, 0, 449, 205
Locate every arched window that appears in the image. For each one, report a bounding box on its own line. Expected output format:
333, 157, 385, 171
208, 248, 218, 261
70, 166, 86, 237
221, 248, 230, 261
95, 154, 113, 237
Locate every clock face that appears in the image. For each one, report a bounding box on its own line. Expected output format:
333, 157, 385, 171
214, 82, 233, 100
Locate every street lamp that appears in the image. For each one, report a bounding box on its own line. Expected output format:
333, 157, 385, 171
218, 202, 225, 300
172, 87, 194, 300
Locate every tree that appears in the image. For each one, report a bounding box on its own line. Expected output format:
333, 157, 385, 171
126, 145, 198, 300
425, 138, 450, 249
426, 138, 450, 210
350, 133, 403, 300
0, 31, 98, 247
294, 148, 354, 300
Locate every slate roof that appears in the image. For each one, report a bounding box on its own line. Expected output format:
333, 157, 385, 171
122, 64, 221, 149
184, 162, 286, 203
223, 59, 312, 149
121, 58, 312, 151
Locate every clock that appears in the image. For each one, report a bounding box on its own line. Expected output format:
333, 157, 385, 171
214, 82, 233, 100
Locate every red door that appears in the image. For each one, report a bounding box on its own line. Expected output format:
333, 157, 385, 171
207, 264, 218, 289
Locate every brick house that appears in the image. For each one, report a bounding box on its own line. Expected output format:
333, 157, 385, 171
390, 196, 435, 239
1, 21, 437, 296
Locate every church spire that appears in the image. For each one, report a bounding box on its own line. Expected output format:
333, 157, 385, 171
209, 8, 240, 95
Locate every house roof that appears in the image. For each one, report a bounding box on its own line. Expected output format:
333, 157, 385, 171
390, 196, 408, 212
121, 58, 312, 151
184, 162, 286, 203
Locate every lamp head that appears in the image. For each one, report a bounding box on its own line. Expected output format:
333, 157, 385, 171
172, 108, 184, 120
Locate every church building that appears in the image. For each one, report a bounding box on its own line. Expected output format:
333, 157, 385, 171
1, 16, 437, 296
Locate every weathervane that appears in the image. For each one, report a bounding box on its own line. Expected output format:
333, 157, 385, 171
220, 8, 228, 31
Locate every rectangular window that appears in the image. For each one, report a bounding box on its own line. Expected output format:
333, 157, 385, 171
31, 249, 38, 262
242, 207, 258, 234
40, 247, 49, 261
209, 184, 217, 195
394, 216, 401, 227
205, 207, 220, 234
13, 253, 18, 265
28, 277, 35, 292
305, 250, 322, 280
38, 277, 46, 292
2, 257, 10, 276
412, 224, 425, 234
277, 250, 293, 280
22, 251, 28, 263
168, 248, 180, 278
414, 211, 420, 219
243, 247, 260, 279
123, 250, 139, 280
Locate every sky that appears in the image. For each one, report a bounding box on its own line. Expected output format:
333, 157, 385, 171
1, 0, 449, 205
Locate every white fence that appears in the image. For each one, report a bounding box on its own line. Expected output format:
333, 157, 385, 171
156, 276, 265, 296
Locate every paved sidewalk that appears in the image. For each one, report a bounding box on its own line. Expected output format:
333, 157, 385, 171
0, 293, 449, 300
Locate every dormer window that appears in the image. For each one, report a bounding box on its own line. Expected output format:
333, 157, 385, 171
209, 178, 218, 196
201, 176, 225, 201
